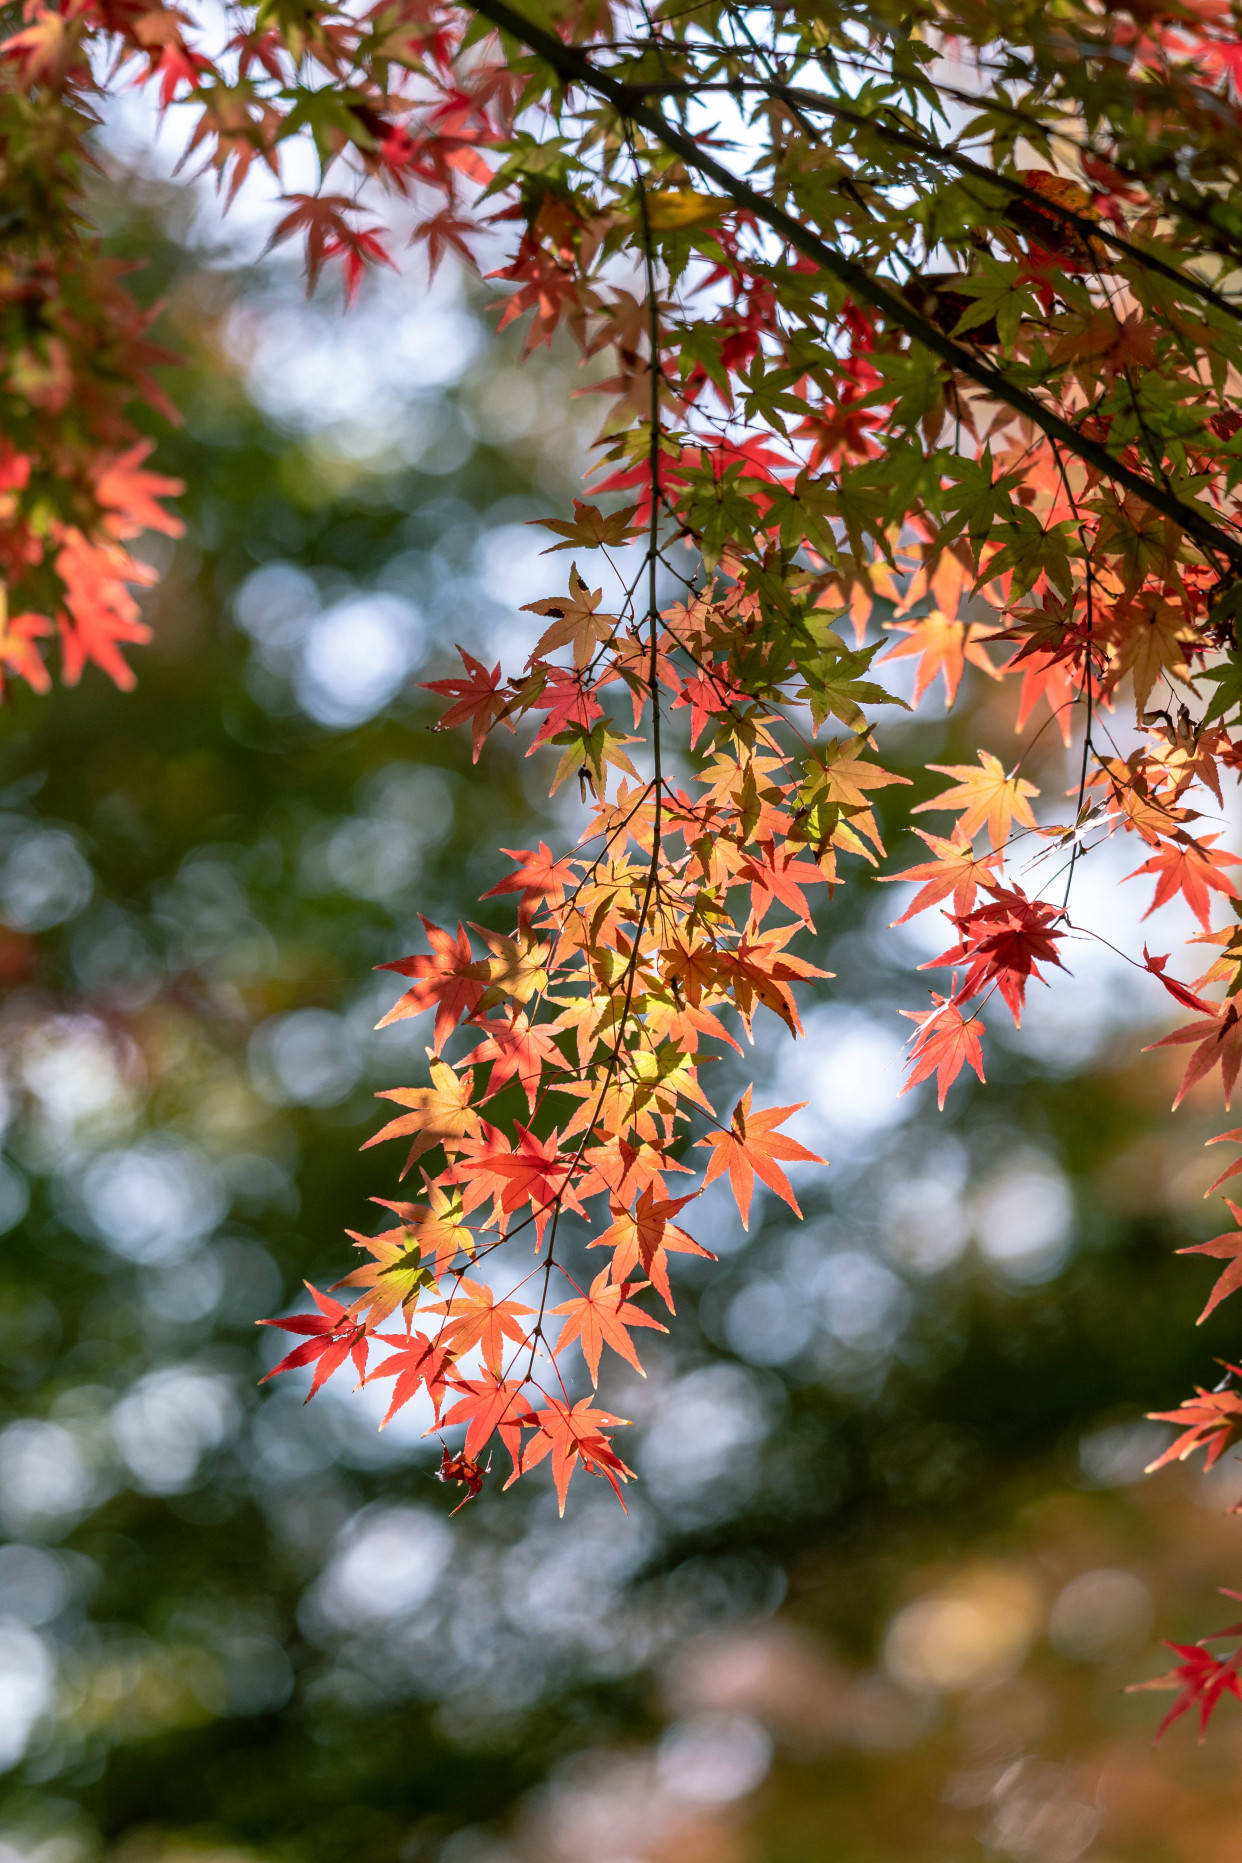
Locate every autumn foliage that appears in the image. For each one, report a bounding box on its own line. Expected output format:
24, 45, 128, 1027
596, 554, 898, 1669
13, 0, 1242, 1734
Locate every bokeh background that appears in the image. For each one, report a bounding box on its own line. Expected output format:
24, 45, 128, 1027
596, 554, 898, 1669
4, 120, 1242, 1863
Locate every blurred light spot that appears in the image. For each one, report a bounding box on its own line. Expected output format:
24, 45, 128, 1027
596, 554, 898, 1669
1078, 1417, 1168, 1487
234, 560, 318, 645
0, 829, 92, 932
301, 1505, 451, 1637
640, 1364, 772, 1513
971, 1150, 1072, 1283
0, 1546, 71, 1627
301, 815, 424, 902
81, 1137, 226, 1265
883, 1174, 967, 1274
985, 1758, 1100, 1863
250, 1008, 361, 1108
0, 1626, 53, 1769
22, 1017, 129, 1132
480, 367, 539, 439
884, 1570, 1042, 1694
812, 1249, 908, 1350
112, 1367, 240, 1494
0, 1158, 29, 1235
722, 1275, 815, 1366
1048, 1569, 1152, 1661
778, 1008, 907, 1144
296, 595, 425, 727
141, 1250, 225, 1324
0, 1421, 97, 1538
656, 1711, 772, 1804
474, 523, 557, 611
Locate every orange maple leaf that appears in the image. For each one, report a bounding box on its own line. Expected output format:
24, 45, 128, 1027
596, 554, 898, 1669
913, 750, 1039, 850
696, 1086, 825, 1227
552, 1268, 667, 1382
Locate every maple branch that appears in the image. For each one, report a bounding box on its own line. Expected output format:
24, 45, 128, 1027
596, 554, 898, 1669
626, 75, 1242, 334
463, 0, 1242, 573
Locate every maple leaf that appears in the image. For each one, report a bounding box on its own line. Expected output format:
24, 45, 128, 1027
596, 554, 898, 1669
1130, 1642, 1242, 1741
426, 1277, 534, 1377
376, 919, 486, 1052
411, 204, 479, 281
1147, 1368, 1242, 1472
522, 563, 618, 669
926, 885, 1066, 1025
366, 1328, 453, 1426
901, 994, 986, 1107
738, 840, 829, 926
532, 500, 640, 553
93, 442, 184, 540
1141, 946, 1216, 1016
589, 1185, 715, 1311
364, 1055, 481, 1171
422, 648, 511, 761
522, 665, 606, 750
1178, 1202, 1242, 1321
459, 1123, 585, 1240
552, 1268, 667, 1382
696, 1086, 826, 1227
257, 1283, 368, 1400
508, 1395, 635, 1515
724, 928, 832, 1036
436, 1445, 488, 1514
1205, 1128, 1242, 1198
1146, 1001, 1242, 1109
366, 1186, 475, 1278
1111, 592, 1193, 713
1128, 833, 1241, 933
55, 532, 154, 692
882, 609, 997, 705
459, 1013, 566, 1110
881, 830, 1003, 924
441, 1373, 535, 1467
481, 843, 577, 920
266, 193, 365, 293
0, 593, 51, 697
333, 1222, 437, 1324
913, 750, 1039, 850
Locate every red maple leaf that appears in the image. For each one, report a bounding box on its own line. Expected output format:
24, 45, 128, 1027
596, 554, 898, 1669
901, 993, 987, 1106
507, 1395, 635, 1514
1147, 1001, 1242, 1109
524, 666, 605, 750
366, 1328, 453, 1426
459, 1014, 566, 1110
458, 1123, 585, 1240
926, 885, 1066, 1025
1147, 1368, 1242, 1472
422, 648, 511, 761
258, 1283, 368, 1400
441, 1373, 535, 1467
1178, 1202, 1242, 1321
1130, 1641, 1242, 1741
881, 829, 1003, 924
1128, 833, 1241, 933
377, 918, 485, 1052
481, 842, 577, 920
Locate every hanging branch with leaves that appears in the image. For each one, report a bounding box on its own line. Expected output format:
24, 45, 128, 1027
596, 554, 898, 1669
13, 0, 1242, 1723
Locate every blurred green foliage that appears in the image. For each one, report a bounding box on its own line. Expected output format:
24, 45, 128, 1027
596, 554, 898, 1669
2, 184, 1241, 1863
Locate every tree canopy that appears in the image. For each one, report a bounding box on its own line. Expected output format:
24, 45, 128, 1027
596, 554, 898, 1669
8, 0, 1242, 1742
